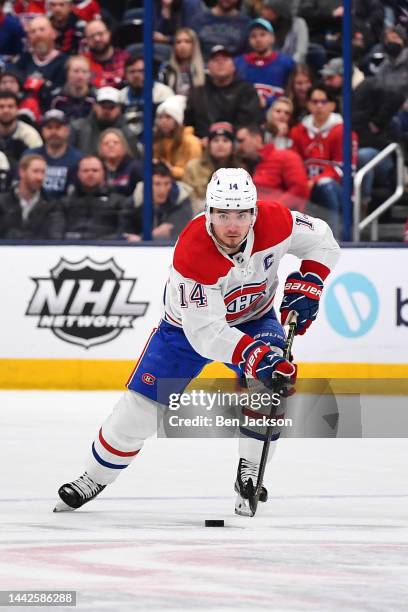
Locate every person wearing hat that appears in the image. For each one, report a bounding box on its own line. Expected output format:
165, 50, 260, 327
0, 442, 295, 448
70, 86, 142, 158
321, 57, 364, 113
154, 95, 202, 180
183, 121, 241, 214
184, 45, 263, 138
24, 109, 84, 199
234, 18, 295, 110
189, 0, 250, 60
259, 0, 309, 64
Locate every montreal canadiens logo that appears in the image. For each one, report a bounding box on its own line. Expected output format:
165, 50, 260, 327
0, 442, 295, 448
224, 281, 267, 321
26, 257, 149, 348
142, 373, 156, 385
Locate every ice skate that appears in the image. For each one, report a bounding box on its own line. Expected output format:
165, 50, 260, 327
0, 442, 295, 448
53, 473, 106, 512
234, 458, 267, 516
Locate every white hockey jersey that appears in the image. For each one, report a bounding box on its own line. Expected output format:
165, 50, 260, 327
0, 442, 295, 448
164, 201, 340, 365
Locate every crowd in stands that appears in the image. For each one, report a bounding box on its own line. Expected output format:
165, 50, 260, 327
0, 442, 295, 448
0, 0, 407, 242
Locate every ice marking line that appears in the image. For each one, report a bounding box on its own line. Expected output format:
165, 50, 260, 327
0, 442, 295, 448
1, 493, 408, 503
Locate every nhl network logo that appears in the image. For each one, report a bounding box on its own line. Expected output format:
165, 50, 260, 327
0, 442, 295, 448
26, 257, 149, 348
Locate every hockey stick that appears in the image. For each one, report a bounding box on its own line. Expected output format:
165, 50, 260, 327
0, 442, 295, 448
248, 310, 298, 517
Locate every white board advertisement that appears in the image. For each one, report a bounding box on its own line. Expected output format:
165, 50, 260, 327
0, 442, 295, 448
0, 246, 407, 381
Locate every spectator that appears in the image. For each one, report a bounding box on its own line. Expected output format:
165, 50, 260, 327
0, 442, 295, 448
236, 124, 309, 211
184, 45, 263, 138
120, 55, 174, 139
191, 0, 250, 60
290, 84, 358, 236
183, 121, 241, 214
13, 1, 46, 27
0, 150, 10, 192
0, 91, 42, 165
72, 0, 101, 22
48, 0, 83, 55
83, 18, 130, 88
51, 55, 96, 120
0, 0, 26, 57
181, 0, 208, 29
98, 128, 142, 196
322, 57, 364, 90
321, 57, 365, 112
235, 18, 295, 110
25, 109, 83, 199
0, 154, 64, 239
70, 86, 142, 157
154, 0, 183, 44
127, 162, 193, 242
12, 15, 68, 92
0, 70, 22, 96
61, 155, 134, 240
352, 0, 384, 53
352, 77, 403, 206
259, 0, 309, 64
285, 63, 314, 123
0, 68, 41, 125
298, 0, 343, 50
159, 27, 205, 97
154, 95, 202, 180
375, 25, 408, 98
264, 96, 294, 149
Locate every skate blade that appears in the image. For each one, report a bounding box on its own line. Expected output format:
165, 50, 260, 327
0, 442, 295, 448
53, 499, 75, 513
234, 494, 254, 517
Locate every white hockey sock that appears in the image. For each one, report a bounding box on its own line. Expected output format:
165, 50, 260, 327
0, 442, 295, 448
239, 435, 278, 465
85, 390, 165, 485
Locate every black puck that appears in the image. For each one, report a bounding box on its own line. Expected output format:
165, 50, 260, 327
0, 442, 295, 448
205, 519, 224, 527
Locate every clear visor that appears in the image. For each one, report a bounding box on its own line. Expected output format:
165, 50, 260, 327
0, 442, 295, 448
210, 210, 254, 226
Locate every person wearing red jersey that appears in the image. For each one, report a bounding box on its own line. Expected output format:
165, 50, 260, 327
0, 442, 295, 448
290, 83, 358, 238
235, 123, 310, 212
54, 168, 340, 516
83, 18, 130, 88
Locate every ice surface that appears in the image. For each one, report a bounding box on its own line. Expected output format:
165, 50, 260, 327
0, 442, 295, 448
1, 391, 408, 611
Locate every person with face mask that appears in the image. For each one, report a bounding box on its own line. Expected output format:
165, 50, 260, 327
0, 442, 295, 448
375, 26, 408, 98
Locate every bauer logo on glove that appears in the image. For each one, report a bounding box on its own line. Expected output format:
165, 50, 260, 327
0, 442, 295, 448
242, 340, 296, 389
280, 271, 324, 335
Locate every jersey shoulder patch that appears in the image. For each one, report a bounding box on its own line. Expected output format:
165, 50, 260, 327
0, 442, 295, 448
252, 201, 293, 253
173, 215, 233, 285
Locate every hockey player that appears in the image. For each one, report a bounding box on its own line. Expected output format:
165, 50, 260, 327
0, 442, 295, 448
54, 168, 340, 515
